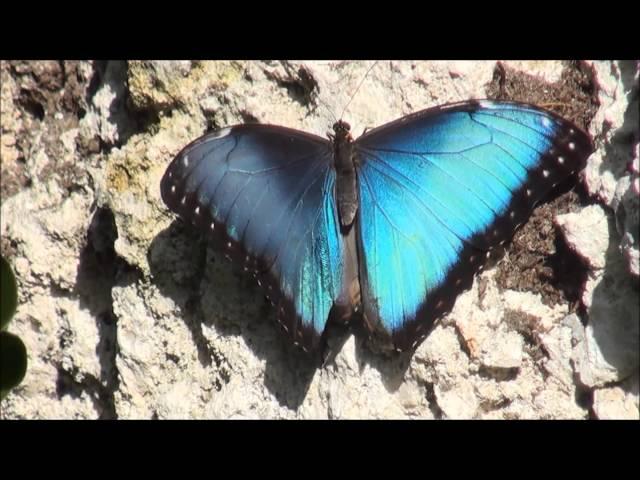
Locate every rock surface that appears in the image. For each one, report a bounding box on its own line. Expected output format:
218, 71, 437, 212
1, 60, 638, 419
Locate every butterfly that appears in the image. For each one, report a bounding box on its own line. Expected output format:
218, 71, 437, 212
160, 99, 592, 355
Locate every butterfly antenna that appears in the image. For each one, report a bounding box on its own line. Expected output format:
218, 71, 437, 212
339, 61, 379, 121
316, 94, 339, 126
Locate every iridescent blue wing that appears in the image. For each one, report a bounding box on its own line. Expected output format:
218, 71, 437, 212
161, 124, 346, 352
354, 100, 593, 351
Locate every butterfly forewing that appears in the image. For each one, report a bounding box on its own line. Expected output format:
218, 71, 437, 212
161, 124, 347, 352
354, 100, 592, 351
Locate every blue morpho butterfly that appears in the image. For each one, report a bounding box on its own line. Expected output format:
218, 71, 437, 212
160, 99, 592, 355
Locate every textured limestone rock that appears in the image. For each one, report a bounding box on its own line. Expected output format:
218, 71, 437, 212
555, 205, 609, 270
1, 60, 637, 419
592, 373, 639, 419
555, 203, 639, 389
583, 61, 639, 278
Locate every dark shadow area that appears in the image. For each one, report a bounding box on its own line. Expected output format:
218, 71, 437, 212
17, 87, 45, 120
588, 60, 639, 393
85, 61, 108, 106
263, 61, 319, 108
576, 385, 595, 418
96, 61, 135, 149
150, 221, 418, 406
352, 337, 413, 393
619, 61, 639, 96
477, 365, 520, 382
549, 222, 592, 318
85, 61, 161, 152
239, 110, 260, 124
598, 71, 639, 179
587, 213, 639, 387
423, 381, 444, 419
72, 206, 141, 419
55, 364, 115, 418
318, 320, 352, 368
149, 220, 318, 410
148, 220, 422, 410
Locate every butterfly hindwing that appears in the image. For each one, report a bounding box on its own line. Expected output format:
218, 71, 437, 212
354, 100, 592, 351
161, 124, 345, 352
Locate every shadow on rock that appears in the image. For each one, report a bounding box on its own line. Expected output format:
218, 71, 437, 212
352, 331, 413, 393
587, 214, 639, 386
149, 220, 317, 410
75, 206, 139, 419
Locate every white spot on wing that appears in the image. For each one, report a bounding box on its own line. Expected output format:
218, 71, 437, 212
568, 142, 575, 150
558, 156, 565, 164
183, 155, 189, 167
171, 185, 176, 194
542, 169, 550, 178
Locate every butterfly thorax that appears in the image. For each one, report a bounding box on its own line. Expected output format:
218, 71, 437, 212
331, 120, 359, 229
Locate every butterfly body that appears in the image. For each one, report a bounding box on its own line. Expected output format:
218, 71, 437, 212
328, 120, 360, 230
161, 100, 592, 355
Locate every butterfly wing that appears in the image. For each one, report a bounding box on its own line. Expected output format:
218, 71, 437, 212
161, 124, 346, 352
354, 100, 593, 351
